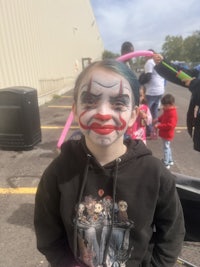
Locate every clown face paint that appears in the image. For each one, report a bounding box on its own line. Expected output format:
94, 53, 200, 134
74, 68, 136, 147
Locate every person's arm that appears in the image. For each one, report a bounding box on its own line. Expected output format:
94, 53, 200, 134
186, 78, 200, 138
188, 78, 200, 119
145, 107, 152, 125
144, 59, 154, 82
153, 54, 198, 88
34, 164, 78, 267
151, 171, 185, 266
139, 58, 155, 85
138, 72, 152, 85
155, 113, 163, 124
188, 77, 200, 94
155, 114, 177, 131
155, 60, 186, 87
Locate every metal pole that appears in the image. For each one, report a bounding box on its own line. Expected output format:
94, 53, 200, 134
177, 257, 198, 267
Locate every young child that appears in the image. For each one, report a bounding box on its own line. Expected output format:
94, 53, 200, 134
154, 94, 178, 169
34, 59, 185, 267
125, 87, 152, 144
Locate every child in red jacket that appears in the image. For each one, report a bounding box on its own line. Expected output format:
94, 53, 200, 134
154, 94, 177, 169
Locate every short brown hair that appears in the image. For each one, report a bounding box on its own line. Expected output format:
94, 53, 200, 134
161, 94, 175, 105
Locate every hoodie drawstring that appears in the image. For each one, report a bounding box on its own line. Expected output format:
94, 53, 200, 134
73, 154, 92, 259
102, 157, 121, 267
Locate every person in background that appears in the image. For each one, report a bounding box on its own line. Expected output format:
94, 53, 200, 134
126, 86, 152, 144
139, 49, 165, 139
120, 41, 135, 72
121, 41, 153, 144
153, 54, 200, 152
34, 59, 185, 267
154, 94, 178, 169
121, 41, 134, 55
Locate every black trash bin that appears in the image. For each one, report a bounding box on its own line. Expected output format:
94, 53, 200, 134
0, 86, 42, 150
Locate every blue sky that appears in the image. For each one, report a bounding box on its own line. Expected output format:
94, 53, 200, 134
90, 0, 200, 54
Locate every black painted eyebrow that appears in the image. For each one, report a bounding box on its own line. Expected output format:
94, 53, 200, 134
80, 91, 131, 106
80, 91, 102, 102
110, 94, 130, 105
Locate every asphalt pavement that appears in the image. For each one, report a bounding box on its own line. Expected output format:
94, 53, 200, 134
0, 81, 199, 267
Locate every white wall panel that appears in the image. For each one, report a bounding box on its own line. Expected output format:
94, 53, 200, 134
0, 0, 104, 104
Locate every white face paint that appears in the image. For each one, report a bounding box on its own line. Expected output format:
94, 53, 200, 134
74, 68, 137, 147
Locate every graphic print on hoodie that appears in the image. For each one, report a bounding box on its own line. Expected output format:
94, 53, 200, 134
75, 191, 134, 267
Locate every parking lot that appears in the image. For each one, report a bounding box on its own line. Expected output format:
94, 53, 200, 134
0, 82, 199, 267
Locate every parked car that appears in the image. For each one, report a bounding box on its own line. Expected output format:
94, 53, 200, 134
172, 61, 189, 70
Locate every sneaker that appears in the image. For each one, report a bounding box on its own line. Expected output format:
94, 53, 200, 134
161, 159, 170, 169
169, 161, 174, 166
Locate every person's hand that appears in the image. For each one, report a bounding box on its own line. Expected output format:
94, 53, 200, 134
182, 77, 195, 87
194, 105, 199, 118
153, 54, 163, 64
139, 110, 147, 119
152, 118, 158, 124
154, 123, 159, 128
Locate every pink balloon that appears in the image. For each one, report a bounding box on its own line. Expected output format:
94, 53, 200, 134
117, 50, 153, 62
57, 110, 74, 148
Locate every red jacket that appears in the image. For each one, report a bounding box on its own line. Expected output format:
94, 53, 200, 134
157, 106, 177, 140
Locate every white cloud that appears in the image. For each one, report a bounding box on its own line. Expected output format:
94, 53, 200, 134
90, 0, 200, 54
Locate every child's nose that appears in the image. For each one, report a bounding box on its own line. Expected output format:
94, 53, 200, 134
96, 102, 112, 118
94, 113, 112, 121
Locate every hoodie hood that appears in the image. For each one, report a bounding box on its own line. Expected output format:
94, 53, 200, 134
60, 136, 152, 170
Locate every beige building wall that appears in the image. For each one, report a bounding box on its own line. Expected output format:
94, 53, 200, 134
0, 0, 104, 104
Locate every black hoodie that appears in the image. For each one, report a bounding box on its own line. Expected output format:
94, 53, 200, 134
34, 137, 185, 267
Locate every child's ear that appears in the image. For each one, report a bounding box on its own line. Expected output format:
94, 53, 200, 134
128, 106, 139, 127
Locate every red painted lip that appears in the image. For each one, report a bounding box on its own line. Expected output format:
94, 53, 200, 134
92, 128, 114, 135
90, 123, 115, 135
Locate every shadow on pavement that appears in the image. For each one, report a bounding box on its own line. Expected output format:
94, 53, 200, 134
7, 203, 35, 231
